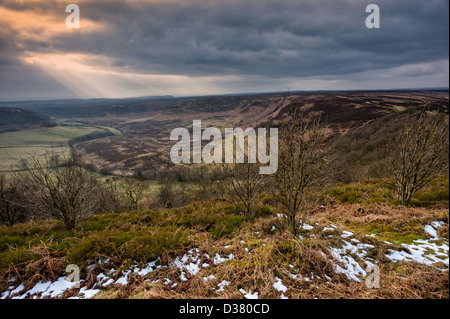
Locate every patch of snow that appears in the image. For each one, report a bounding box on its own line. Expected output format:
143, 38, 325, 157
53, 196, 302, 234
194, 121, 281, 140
424, 225, 439, 240
273, 277, 287, 293
102, 278, 114, 287
77, 287, 101, 299
341, 231, 354, 238
288, 273, 310, 282
239, 288, 258, 299
135, 259, 158, 276
172, 252, 202, 278
216, 280, 230, 292
213, 253, 234, 265
431, 221, 445, 229
385, 240, 449, 267
9, 284, 25, 297
14, 276, 80, 299
300, 223, 314, 230
328, 240, 375, 282
115, 270, 131, 285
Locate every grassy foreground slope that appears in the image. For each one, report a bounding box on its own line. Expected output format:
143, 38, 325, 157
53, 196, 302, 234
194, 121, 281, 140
0, 176, 448, 299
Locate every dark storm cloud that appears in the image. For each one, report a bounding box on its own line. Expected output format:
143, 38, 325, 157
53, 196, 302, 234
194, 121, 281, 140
0, 0, 448, 99
58, 0, 450, 77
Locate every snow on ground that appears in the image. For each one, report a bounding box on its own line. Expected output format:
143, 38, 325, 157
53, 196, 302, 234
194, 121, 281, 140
213, 253, 235, 265
424, 225, 439, 239
383, 222, 448, 268
116, 270, 131, 285
328, 240, 372, 282
324, 220, 448, 283
341, 231, 354, 238
134, 259, 159, 276
273, 277, 288, 293
70, 287, 101, 299
172, 248, 202, 280
239, 288, 259, 299
2, 248, 239, 299
216, 280, 231, 292
431, 221, 445, 229
385, 240, 449, 267
2, 220, 448, 299
288, 273, 311, 282
300, 223, 314, 230
3, 277, 82, 299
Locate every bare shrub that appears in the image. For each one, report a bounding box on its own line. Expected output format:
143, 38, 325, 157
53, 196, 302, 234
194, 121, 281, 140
156, 182, 193, 209
215, 154, 267, 218
193, 166, 220, 200
0, 174, 29, 226
102, 177, 125, 213
388, 110, 449, 205
14, 152, 102, 230
273, 111, 329, 235
156, 182, 175, 208
121, 177, 147, 210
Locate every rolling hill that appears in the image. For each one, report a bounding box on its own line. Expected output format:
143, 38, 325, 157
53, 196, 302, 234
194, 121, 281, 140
0, 107, 52, 133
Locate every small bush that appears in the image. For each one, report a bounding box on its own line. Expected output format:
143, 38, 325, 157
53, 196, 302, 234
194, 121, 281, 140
259, 205, 273, 217
337, 191, 361, 204
413, 188, 449, 202
211, 216, 244, 238
122, 227, 189, 262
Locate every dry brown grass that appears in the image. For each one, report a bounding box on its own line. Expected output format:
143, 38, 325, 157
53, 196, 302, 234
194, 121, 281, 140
5, 242, 66, 294
1, 201, 448, 299
94, 220, 448, 299
311, 203, 448, 227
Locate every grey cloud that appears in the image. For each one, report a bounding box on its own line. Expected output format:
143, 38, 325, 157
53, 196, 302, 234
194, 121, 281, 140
59, 0, 448, 77
0, 0, 448, 99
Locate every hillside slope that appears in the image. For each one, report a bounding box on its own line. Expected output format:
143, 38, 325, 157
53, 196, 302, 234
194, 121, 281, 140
0, 177, 448, 299
0, 107, 51, 133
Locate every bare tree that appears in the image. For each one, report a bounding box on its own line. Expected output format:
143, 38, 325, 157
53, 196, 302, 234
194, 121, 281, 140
14, 152, 101, 230
273, 113, 329, 235
156, 182, 175, 208
215, 154, 266, 218
194, 166, 220, 199
155, 181, 193, 209
121, 177, 147, 210
0, 175, 29, 226
388, 110, 449, 205
103, 177, 125, 213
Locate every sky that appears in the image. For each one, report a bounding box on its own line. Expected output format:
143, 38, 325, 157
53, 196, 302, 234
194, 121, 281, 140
0, 0, 448, 101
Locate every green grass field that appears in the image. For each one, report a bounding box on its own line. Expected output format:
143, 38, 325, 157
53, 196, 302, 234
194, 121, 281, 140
0, 125, 107, 171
